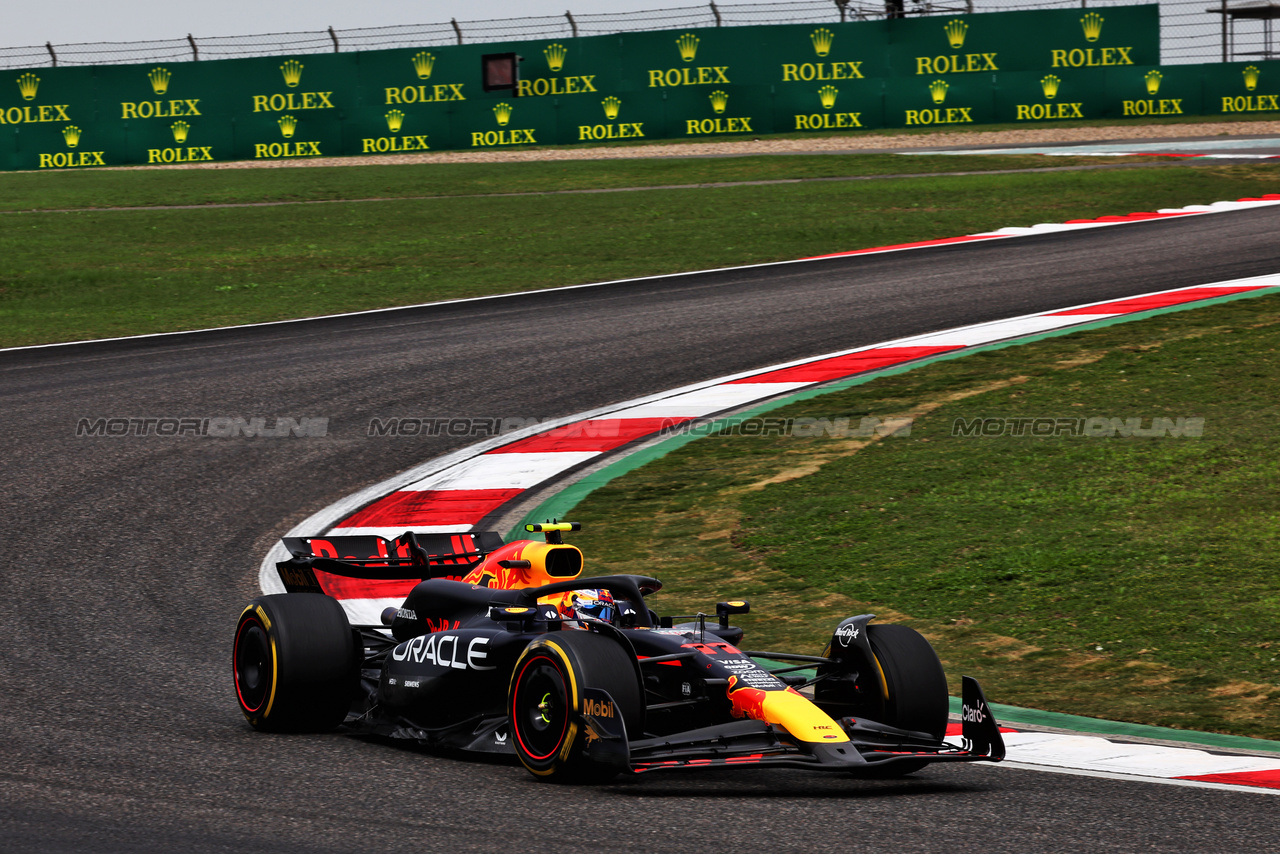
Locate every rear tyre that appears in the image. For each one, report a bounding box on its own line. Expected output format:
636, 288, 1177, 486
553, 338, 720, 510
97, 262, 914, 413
858, 623, 949, 777
233, 593, 358, 733
508, 631, 643, 782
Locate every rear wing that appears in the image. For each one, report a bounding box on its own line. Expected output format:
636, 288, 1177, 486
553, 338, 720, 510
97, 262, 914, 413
275, 530, 505, 594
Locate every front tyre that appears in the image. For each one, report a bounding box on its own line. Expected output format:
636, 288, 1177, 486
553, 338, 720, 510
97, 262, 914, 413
867, 623, 948, 740
508, 631, 643, 782
857, 623, 949, 777
233, 593, 358, 733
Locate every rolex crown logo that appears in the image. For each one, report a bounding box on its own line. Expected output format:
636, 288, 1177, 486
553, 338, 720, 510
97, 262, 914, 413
929, 79, 949, 105
944, 19, 968, 50
1081, 12, 1104, 43
148, 67, 171, 95
171, 120, 190, 143
278, 115, 298, 138
412, 51, 435, 80
280, 59, 304, 88
386, 109, 405, 132
676, 33, 700, 63
544, 43, 568, 72
62, 125, 81, 148
1244, 65, 1261, 91
1144, 70, 1163, 95
493, 102, 513, 126
17, 72, 39, 101
810, 27, 835, 57
709, 89, 729, 114
1040, 74, 1061, 99
601, 96, 622, 120
819, 85, 838, 109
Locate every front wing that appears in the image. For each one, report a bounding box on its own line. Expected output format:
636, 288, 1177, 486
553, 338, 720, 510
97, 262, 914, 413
584, 676, 1006, 775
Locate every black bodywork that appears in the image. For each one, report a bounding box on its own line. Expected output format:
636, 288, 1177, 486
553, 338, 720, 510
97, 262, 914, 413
270, 530, 1006, 775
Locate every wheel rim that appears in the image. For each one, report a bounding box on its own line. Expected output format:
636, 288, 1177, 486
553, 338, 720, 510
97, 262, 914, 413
513, 655, 570, 762
234, 618, 272, 713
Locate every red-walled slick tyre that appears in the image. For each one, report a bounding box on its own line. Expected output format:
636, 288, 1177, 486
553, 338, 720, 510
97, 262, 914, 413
233, 593, 358, 733
508, 631, 642, 782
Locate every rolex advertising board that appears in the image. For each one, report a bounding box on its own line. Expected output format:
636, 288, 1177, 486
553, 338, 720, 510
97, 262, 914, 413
887, 6, 1159, 78
1, 66, 100, 171
1206, 61, 1280, 118
884, 72, 997, 129
772, 21, 891, 134
91, 61, 239, 167
1, 5, 1276, 171
994, 69, 1110, 124
1105, 64, 1205, 120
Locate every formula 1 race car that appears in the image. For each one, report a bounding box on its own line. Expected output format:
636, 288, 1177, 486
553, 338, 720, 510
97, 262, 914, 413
233, 523, 1005, 781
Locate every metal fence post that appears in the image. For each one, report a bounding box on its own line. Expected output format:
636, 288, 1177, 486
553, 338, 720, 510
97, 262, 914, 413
711, 2, 722, 26
45, 42, 57, 67
451, 18, 463, 45
1222, 0, 1229, 62
836, 0, 849, 22
566, 11, 579, 37
328, 26, 340, 52
188, 34, 199, 61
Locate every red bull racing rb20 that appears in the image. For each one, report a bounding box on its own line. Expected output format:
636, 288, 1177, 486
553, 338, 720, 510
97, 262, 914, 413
233, 523, 1006, 781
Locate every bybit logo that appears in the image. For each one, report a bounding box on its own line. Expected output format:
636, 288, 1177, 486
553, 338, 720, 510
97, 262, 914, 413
1041, 74, 1061, 99
278, 115, 297, 138
493, 102, 512, 126
709, 89, 729, 114
1244, 65, 1261, 91
1081, 12, 1104, 42
544, 43, 567, 72
602, 95, 622, 119
945, 19, 968, 49
18, 73, 39, 101
412, 51, 435, 80
1145, 70, 1163, 95
676, 33, 700, 62
810, 27, 834, 57
149, 67, 171, 95
62, 124, 81, 148
929, 79, 949, 104
819, 85, 838, 109
280, 59, 304, 88
171, 120, 190, 143
386, 109, 405, 132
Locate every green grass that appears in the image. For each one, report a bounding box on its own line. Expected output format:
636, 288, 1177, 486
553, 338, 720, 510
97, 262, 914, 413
565, 293, 1280, 739
0, 153, 1136, 212
2, 159, 1278, 347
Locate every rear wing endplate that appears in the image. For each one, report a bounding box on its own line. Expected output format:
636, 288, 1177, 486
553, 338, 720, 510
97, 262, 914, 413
275, 530, 505, 594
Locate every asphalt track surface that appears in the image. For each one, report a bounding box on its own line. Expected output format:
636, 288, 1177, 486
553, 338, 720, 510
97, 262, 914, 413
5, 205, 1280, 853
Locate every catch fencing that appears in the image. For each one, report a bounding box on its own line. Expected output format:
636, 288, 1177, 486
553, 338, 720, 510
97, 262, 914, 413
0, 0, 1268, 70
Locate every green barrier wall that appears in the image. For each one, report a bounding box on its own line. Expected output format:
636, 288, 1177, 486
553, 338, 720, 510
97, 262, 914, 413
1, 4, 1272, 172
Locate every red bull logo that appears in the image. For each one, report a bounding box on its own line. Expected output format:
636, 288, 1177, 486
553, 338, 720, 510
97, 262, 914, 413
463, 541, 584, 589
727, 677, 851, 744
727, 676, 770, 721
